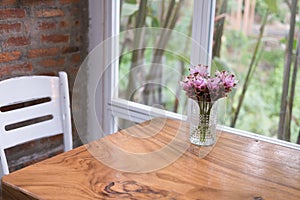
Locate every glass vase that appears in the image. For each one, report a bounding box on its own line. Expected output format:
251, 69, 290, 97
189, 99, 218, 146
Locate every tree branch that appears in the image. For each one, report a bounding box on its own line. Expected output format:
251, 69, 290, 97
231, 9, 268, 127
277, 0, 298, 140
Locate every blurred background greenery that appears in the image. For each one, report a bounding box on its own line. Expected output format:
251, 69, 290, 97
118, 0, 300, 144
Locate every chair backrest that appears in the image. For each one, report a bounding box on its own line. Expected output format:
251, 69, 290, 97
0, 72, 72, 176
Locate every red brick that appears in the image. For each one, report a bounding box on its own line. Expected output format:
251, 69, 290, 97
0, 62, 32, 76
71, 54, 81, 63
21, 0, 54, 6
59, 21, 69, 28
41, 34, 69, 43
0, 9, 25, 20
0, 51, 21, 63
40, 58, 65, 67
0, 0, 17, 6
35, 9, 64, 18
3, 36, 30, 47
38, 22, 56, 30
37, 72, 56, 76
0, 23, 21, 33
28, 48, 59, 58
62, 46, 79, 54
60, 0, 80, 4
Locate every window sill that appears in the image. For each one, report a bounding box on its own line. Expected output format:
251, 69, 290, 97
110, 98, 300, 151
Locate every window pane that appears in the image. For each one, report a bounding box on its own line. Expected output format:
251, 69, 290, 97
117, 117, 137, 130
118, 0, 194, 116
214, 0, 300, 144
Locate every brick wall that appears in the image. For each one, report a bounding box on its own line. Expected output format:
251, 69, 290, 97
0, 0, 88, 172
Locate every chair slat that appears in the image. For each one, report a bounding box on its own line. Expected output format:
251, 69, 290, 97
0, 100, 61, 127
0, 77, 59, 106
0, 118, 63, 149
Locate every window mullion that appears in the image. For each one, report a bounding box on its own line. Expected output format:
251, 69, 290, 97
88, 0, 119, 135
190, 0, 216, 67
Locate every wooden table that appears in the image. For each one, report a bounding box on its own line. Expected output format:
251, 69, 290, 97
2, 118, 300, 200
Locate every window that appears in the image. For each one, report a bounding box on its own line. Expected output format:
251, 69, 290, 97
114, 0, 216, 130
84, 0, 300, 149
84, 0, 215, 138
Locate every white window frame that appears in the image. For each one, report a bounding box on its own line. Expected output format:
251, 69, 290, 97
88, 0, 300, 150
108, 0, 217, 126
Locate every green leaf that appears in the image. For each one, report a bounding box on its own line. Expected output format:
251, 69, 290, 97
151, 16, 160, 27
145, 16, 160, 27
121, 3, 139, 17
263, 0, 278, 13
280, 37, 287, 44
125, 0, 137, 4
293, 39, 297, 51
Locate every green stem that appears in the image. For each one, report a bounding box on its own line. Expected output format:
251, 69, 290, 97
197, 101, 213, 142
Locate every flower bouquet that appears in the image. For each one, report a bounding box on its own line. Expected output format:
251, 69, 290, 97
181, 64, 238, 146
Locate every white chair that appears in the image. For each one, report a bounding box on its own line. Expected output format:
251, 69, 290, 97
0, 72, 72, 176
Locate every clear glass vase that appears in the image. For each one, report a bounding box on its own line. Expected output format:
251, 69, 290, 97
189, 99, 218, 146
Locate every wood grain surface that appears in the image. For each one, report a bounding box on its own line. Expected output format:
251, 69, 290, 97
2, 118, 300, 200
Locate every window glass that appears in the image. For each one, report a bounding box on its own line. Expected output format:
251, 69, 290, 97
215, 0, 300, 144
118, 0, 300, 144
118, 0, 194, 116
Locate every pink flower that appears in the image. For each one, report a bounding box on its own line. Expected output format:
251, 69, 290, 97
216, 70, 238, 92
194, 77, 207, 91
207, 77, 220, 91
190, 64, 209, 77
180, 64, 238, 102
